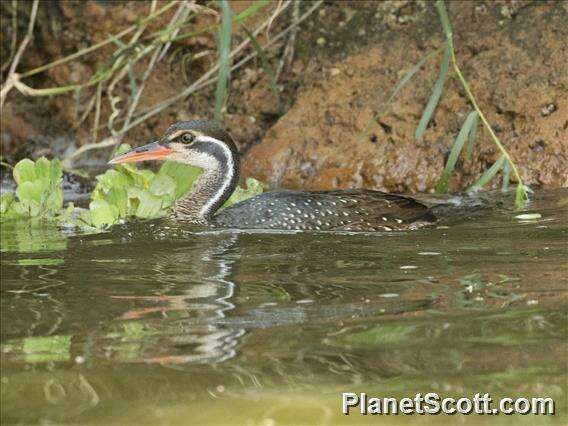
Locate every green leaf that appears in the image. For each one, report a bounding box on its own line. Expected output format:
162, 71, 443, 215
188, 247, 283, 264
360, 45, 446, 141
435, 0, 453, 38
119, 164, 155, 189
149, 174, 176, 198
224, 177, 264, 208
157, 160, 201, 199
469, 155, 506, 192
49, 158, 63, 184
435, 111, 478, 193
515, 183, 530, 208
134, 190, 166, 219
415, 42, 451, 141
106, 187, 129, 217
464, 112, 479, 160
214, 0, 233, 121
501, 159, 511, 192
235, 0, 268, 21
87, 199, 119, 228
95, 169, 133, 193
44, 186, 64, 214
34, 157, 51, 180
16, 181, 43, 216
0, 192, 15, 214
13, 159, 37, 184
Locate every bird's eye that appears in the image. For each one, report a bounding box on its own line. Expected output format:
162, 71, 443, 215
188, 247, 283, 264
181, 133, 194, 143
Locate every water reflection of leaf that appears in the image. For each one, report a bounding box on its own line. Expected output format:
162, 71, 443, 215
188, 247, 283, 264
17, 258, 64, 266
347, 324, 416, 346
0, 219, 68, 253
22, 335, 71, 363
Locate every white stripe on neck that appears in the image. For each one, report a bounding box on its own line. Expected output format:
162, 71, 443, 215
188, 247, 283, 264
197, 136, 235, 218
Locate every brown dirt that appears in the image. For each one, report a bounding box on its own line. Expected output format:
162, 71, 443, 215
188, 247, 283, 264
1, 1, 567, 192
243, 1, 568, 192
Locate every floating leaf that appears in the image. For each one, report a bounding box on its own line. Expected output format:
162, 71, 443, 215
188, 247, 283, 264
415, 42, 451, 141
87, 199, 119, 228
515, 213, 541, 220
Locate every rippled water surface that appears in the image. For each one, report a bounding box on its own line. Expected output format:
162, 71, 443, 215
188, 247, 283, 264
1, 190, 567, 424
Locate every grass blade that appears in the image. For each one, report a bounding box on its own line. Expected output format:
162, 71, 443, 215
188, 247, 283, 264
359, 45, 445, 141
235, 0, 269, 21
415, 42, 451, 141
501, 159, 511, 192
469, 155, 506, 192
435, 0, 453, 38
515, 183, 529, 206
242, 25, 280, 110
464, 111, 479, 160
435, 111, 478, 193
214, 0, 233, 121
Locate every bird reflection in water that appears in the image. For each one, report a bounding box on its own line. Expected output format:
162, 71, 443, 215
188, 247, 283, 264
108, 233, 245, 365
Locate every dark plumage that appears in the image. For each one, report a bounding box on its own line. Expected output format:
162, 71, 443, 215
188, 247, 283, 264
213, 190, 435, 231
110, 120, 439, 231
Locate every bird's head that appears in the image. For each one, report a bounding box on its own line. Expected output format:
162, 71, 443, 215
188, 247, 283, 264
109, 120, 238, 171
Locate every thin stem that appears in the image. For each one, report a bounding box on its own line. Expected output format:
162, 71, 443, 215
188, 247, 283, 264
19, 1, 178, 79
0, 0, 39, 109
448, 35, 526, 198
435, 0, 527, 203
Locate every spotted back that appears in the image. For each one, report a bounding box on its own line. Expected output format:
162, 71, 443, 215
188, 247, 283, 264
212, 189, 437, 231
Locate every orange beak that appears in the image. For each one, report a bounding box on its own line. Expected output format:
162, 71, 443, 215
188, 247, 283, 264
108, 142, 173, 164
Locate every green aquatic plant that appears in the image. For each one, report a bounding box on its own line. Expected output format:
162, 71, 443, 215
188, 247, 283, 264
0, 155, 264, 230
79, 148, 263, 228
0, 157, 65, 219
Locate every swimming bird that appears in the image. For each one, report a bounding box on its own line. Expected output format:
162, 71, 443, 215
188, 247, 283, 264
109, 120, 437, 231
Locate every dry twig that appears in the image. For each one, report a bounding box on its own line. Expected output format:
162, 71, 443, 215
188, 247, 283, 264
0, 0, 39, 109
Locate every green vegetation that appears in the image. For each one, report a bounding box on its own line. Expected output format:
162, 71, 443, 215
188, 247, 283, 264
0, 158, 65, 219
364, 0, 530, 207
0, 0, 534, 238
0, 156, 263, 230
0, 0, 293, 169
214, 0, 233, 121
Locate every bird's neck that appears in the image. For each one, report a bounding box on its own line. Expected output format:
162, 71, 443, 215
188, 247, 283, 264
171, 155, 239, 224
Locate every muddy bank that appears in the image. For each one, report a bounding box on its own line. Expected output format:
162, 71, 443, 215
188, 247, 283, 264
243, 1, 568, 192
1, 1, 567, 192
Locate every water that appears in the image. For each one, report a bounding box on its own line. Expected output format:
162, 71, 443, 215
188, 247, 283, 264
1, 190, 567, 424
